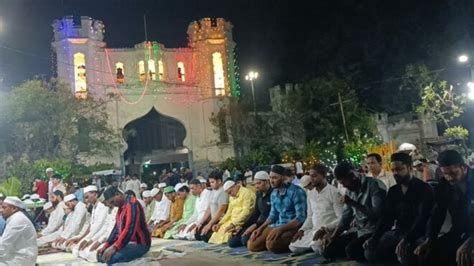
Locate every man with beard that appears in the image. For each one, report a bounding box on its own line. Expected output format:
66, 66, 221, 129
152, 186, 184, 238
37, 190, 65, 240
414, 150, 474, 266
228, 171, 273, 248
363, 153, 434, 265
0, 197, 37, 264
51, 194, 88, 249
208, 179, 256, 244
71, 186, 109, 256
247, 165, 307, 253
321, 162, 386, 262
290, 164, 343, 254
149, 188, 171, 231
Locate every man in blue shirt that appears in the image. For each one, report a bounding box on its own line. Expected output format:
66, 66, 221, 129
247, 165, 307, 253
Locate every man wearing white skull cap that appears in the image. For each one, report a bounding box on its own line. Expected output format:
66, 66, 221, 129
51, 193, 88, 249
70, 185, 109, 258
0, 196, 38, 264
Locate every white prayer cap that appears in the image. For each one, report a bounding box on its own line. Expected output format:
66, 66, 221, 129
64, 194, 77, 203
4, 196, 25, 209
172, 168, 177, 172
199, 178, 207, 184
413, 160, 423, 167
299, 175, 312, 189
30, 194, 40, 200
21, 194, 31, 200
158, 183, 166, 188
43, 202, 53, 210
84, 185, 98, 194
254, 171, 270, 181
223, 180, 236, 192
150, 188, 160, 197
46, 168, 54, 173
174, 183, 186, 192
142, 190, 151, 198
140, 183, 147, 188
398, 143, 416, 152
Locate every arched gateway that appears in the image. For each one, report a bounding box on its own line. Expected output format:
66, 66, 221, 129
52, 16, 239, 174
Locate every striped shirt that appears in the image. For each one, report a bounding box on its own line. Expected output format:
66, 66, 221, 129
105, 194, 151, 250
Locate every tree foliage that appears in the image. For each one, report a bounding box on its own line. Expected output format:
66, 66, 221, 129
0, 79, 120, 162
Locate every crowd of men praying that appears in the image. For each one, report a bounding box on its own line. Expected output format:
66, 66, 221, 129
0, 147, 473, 265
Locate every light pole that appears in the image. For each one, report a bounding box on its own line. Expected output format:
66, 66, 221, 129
245, 71, 259, 114
458, 54, 474, 99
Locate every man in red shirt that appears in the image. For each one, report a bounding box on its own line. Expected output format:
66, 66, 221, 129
98, 187, 151, 264
33, 177, 48, 200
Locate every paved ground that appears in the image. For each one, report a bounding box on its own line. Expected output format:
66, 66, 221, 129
38, 238, 361, 265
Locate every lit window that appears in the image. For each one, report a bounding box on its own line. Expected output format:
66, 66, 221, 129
138, 60, 145, 81
177, 62, 186, 82
158, 60, 164, 80
115, 62, 125, 84
73, 53, 87, 99
212, 52, 225, 96
148, 59, 156, 80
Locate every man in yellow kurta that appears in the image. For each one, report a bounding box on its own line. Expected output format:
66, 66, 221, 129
152, 185, 184, 238
208, 180, 256, 244
164, 183, 196, 239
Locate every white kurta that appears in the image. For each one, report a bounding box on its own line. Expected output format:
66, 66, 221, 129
69, 202, 108, 253
0, 211, 38, 265
289, 184, 343, 254
37, 210, 74, 246
41, 201, 65, 236
73, 207, 118, 262
150, 197, 171, 224
60, 201, 87, 239
125, 179, 141, 199
174, 189, 211, 240
54, 213, 91, 250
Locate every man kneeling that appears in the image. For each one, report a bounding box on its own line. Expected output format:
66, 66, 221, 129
97, 187, 151, 264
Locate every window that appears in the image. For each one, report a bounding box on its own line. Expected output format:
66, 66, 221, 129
73, 53, 87, 99
115, 62, 125, 84
148, 59, 156, 80
177, 62, 186, 82
138, 60, 145, 81
158, 60, 164, 80
212, 52, 225, 96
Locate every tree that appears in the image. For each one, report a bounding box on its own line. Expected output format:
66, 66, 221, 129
411, 64, 469, 139
0, 79, 120, 162
288, 74, 376, 145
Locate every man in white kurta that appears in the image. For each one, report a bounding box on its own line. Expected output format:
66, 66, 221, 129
51, 194, 88, 249
76, 206, 118, 262
0, 197, 38, 265
70, 185, 109, 254
174, 179, 212, 240
149, 188, 171, 231
37, 194, 65, 238
289, 165, 343, 254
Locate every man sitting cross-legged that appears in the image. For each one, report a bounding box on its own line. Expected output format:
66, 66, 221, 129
173, 179, 212, 240
289, 164, 343, 255
208, 179, 256, 244
97, 186, 151, 264
247, 165, 307, 253
228, 171, 273, 248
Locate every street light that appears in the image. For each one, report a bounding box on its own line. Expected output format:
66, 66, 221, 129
245, 71, 259, 114
459, 54, 469, 63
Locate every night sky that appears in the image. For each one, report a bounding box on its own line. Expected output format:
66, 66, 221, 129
1, 0, 474, 113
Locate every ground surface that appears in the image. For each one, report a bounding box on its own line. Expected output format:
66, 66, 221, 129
38, 238, 363, 265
